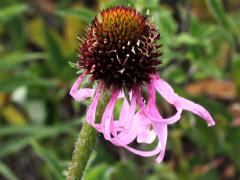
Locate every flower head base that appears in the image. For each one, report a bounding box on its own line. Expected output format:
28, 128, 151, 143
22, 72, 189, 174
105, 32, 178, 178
71, 6, 215, 163
78, 6, 161, 89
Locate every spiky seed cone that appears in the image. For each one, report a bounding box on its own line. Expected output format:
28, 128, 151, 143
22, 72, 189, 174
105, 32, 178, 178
78, 6, 162, 90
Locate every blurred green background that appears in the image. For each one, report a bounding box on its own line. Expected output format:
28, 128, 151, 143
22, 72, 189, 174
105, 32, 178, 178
0, 0, 240, 179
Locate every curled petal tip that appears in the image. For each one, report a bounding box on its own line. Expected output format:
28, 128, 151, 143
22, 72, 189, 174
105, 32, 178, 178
155, 157, 163, 163
195, 108, 215, 127
70, 73, 94, 101
208, 120, 216, 127
71, 88, 95, 101
206, 114, 215, 126
152, 74, 216, 127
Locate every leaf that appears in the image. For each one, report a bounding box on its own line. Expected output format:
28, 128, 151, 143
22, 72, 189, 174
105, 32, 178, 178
0, 75, 30, 93
31, 140, 64, 180
205, 0, 230, 30
99, 0, 123, 10
0, 138, 31, 158
0, 122, 79, 137
56, 7, 95, 24
68, 61, 78, 69
188, 116, 218, 157
194, 61, 223, 79
43, 27, 66, 76
0, 161, 19, 180
226, 127, 240, 154
110, 161, 139, 180
0, 4, 28, 23
150, 163, 178, 180
205, 0, 240, 43
1, 105, 27, 126
63, 14, 84, 56
0, 122, 79, 157
0, 52, 46, 72
84, 163, 109, 180
0, 75, 59, 93
226, 126, 240, 167
27, 17, 45, 47
174, 33, 199, 45
163, 67, 187, 84
153, 9, 177, 42
123, 87, 130, 104
231, 55, 240, 89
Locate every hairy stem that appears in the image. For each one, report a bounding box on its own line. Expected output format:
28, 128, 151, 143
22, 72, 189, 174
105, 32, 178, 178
67, 91, 110, 180
67, 122, 97, 180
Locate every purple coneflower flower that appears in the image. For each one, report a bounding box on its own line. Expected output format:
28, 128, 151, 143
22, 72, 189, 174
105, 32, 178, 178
70, 6, 215, 163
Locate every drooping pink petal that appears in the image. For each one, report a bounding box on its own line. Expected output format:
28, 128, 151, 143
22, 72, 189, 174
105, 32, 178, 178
152, 122, 168, 163
86, 82, 104, 132
112, 92, 138, 145
152, 74, 215, 126
70, 72, 94, 101
119, 91, 136, 132
114, 115, 161, 157
147, 82, 183, 124
117, 97, 130, 128
136, 84, 182, 125
137, 129, 156, 144
113, 91, 132, 131
176, 97, 215, 126
112, 113, 161, 156
100, 90, 162, 157
123, 138, 162, 157
111, 89, 162, 158
137, 113, 156, 144
72, 88, 95, 101
101, 89, 120, 141
112, 112, 139, 146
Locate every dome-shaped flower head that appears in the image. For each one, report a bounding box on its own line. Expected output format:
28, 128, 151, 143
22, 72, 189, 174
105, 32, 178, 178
70, 6, 215, 162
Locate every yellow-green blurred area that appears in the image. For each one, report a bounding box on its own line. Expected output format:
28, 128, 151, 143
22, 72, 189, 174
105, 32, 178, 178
0, 0, 240, 179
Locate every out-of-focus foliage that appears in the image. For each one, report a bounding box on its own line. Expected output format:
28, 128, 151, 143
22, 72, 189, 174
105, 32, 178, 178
0, 0, 240, 179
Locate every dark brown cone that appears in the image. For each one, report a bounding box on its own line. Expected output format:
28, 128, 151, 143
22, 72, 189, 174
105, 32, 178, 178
78, 6, 162, 90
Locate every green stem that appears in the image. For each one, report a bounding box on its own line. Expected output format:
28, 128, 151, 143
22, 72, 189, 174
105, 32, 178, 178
67, 122, 97, 180
67, 91, 110, 180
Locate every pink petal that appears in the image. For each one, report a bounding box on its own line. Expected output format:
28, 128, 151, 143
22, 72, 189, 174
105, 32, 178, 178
114, 91, 133, 131
176, 97, 215, 126
113, 108, 139, 145
112, 92, 137, 145
119, 91, 136, 130
101, 89, 120, 141
147, 82, 183, 124
123, 140, 162, 157
112, 90, 162, 157
72, 88, 95, 101
70, 72, 94, 101
136, 84, 182, 125
97, 88, 163, 159
118, 97, 130, 128
137, 113, 156, 144
111, 115, 138, 146
113, 112, 162, 157
152, 74, 215, 126
152, 122, 168, 163
86, 82, 104, 132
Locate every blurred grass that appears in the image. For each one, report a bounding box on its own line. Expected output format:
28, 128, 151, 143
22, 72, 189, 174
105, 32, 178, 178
0, 0, 240, 179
